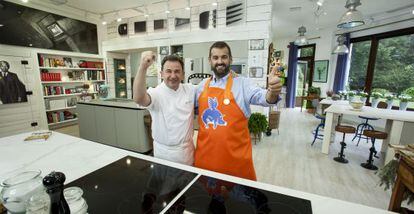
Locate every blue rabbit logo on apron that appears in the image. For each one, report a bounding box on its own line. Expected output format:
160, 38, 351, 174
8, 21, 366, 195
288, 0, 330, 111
201, 97, 227, 129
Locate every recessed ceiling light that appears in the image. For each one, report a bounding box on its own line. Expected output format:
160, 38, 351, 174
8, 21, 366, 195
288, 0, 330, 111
212, 2, 218, 6
144, 14, 149, 17
317, 0, 324, 6
29, 44, 33, 47
185, 7, 190, 10
21, 0, 28, 3
0, 24, 3, 27
412, 9, 414, 15
102, 21, 107, 25
165, 10, 170, 14
117, 18, 122, 22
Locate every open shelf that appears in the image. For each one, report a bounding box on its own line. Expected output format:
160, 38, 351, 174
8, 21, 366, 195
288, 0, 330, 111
39, 67, 104, 70
46, 106, 77, 112
48, 118, 78, 126
41, 80, 105, 84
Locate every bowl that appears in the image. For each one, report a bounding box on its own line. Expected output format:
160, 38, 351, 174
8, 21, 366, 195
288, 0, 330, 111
350, 101, 364, 110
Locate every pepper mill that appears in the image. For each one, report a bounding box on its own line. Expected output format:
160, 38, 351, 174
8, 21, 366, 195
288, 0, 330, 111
43, 171, 70, 214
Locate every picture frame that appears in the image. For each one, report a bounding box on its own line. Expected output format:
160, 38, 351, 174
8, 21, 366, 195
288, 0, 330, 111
249, 67, 264, 78
159, 46, 169, 55
313, 60, 329, 83
249, 39, 264, 50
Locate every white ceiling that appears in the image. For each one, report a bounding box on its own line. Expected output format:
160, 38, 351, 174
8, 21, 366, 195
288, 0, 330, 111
272, 0, 414, 39
36, 0, 414, 39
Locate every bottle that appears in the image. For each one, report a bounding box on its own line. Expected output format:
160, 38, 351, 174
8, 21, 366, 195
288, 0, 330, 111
43, 171, 70, 214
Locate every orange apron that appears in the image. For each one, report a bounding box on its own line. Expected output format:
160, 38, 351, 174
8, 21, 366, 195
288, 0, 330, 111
195, 74, 257, 180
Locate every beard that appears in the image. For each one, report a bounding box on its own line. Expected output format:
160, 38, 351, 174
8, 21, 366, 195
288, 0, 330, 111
211, 63, 230, 78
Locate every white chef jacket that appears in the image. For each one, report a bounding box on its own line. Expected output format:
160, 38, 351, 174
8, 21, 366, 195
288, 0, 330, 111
143, 82, 195, 165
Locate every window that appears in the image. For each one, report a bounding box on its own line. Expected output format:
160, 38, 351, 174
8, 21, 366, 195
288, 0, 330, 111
298, 46, 314, 58
348, 40, 371, 91
347, 27, 414, 109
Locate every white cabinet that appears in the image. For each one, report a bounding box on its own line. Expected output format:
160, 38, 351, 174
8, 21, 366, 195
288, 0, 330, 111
77, 102, 152, 153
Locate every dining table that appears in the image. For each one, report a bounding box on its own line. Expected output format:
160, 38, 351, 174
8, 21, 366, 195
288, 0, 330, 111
322, 104, 414, 164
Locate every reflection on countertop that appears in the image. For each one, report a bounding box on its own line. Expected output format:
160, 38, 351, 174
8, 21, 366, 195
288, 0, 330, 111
78, 98, 145, 110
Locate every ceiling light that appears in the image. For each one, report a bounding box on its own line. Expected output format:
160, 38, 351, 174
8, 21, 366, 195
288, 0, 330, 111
317, 0, 324, 6
294, 26, 308, 46
412, 9, 414, 15
333, 34, 349, 55
165, 10, 170, 14
185, 6, 190, 10
0, 24, 3, 27
144, 14, 149, 17
117, 18, 122, 22
21, 0, 28, 3
212, 2, 218, 6
337, 0, 365, 29
102, 21, 107, 25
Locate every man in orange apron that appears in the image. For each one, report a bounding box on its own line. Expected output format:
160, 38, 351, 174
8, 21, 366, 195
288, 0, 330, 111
195, 42, 282, 180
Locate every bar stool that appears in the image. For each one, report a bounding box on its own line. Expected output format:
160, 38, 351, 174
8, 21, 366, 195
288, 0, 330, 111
333, 125, 356, 164
311, 114, 325, 146
361, 130, 388, 170
352, 116, 378, 146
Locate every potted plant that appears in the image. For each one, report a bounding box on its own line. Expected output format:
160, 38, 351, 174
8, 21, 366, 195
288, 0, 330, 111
306, 87, 320, 114
338, 90, 347, 100
347, 91, 356, 102
326, 90, 334, 99
248, 113, 268, 144
358, 91, 368, 103
398, 94, 412, 111
371, 92, 383, 108
385, 94, 395, 109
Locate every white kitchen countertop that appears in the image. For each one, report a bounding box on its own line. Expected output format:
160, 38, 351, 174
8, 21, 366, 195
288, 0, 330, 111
0, 131, 393, 214
77, 99, 145, 109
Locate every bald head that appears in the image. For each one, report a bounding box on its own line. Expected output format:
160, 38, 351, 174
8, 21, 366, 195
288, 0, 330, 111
0, 61, 9, 72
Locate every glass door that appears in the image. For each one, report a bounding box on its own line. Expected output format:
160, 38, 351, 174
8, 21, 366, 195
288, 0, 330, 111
296, 61, 308, 97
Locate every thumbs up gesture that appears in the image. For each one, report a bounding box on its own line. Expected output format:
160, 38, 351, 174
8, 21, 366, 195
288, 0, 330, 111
267, 66, 282, 95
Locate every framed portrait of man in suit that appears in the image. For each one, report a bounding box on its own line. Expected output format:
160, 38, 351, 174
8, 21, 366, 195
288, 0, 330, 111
0, 60, 28, 104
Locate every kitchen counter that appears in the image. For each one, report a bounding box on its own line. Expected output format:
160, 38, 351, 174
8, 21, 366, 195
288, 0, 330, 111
0, 131, 393, 213
77, 100, 152, 153
77, 98, 144, 110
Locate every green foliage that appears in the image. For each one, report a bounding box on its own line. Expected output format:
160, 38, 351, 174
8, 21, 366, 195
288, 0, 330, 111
404, 87, 414, 98
307, 86, 321, 96
248, 113, 268, 135
371, 88, 390, 95
377, 159, 414, 204
348, 35, 414, 94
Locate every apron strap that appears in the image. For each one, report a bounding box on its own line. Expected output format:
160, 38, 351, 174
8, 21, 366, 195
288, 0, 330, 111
224, 73, 233, 100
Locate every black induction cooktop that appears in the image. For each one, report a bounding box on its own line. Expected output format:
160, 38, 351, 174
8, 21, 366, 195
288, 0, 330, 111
167, 176, 313, 214
66, 156, 197, 213
67, 156, 312, 214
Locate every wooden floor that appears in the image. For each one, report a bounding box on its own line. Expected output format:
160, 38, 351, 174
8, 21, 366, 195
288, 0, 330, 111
253, 108, 392, 210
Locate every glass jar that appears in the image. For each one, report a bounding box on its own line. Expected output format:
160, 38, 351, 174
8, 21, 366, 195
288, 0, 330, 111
0, 170, 44, 213
26, 190, 50, 214
64, 187, 88, 214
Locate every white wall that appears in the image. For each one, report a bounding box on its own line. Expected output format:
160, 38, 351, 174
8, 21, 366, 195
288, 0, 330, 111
273, 28, 338, 97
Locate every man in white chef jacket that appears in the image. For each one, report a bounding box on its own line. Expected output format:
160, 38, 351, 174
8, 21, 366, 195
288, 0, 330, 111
133, 51, 195, 165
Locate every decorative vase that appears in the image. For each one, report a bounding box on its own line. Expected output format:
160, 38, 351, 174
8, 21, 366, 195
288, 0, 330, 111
360, 97, 367, 103
386, 100, 393, 109
0, 170, 44, 213
371, 99, 380, 108
399, 102, 408, 111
